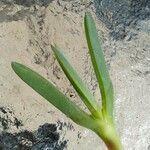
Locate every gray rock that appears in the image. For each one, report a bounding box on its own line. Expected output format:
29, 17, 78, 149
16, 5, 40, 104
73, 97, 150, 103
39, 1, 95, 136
94, 0, 150, 39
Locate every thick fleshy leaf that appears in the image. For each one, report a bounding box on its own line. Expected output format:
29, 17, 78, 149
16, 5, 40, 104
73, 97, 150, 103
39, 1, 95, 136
84, 12, 114, 117
51, 45, 101, 118
11, 62, 94, 128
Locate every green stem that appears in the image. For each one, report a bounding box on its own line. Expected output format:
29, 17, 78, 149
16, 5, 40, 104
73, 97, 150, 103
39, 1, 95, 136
102, 131, 122, 150
94, 120, 123, 150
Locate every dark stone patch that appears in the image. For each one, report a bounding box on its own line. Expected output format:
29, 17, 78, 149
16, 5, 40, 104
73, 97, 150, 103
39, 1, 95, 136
57, 120, 75, 131
0, 107, 69, 149
0, 107, 23, 130
0, 123, 68, 150
94, 0, 150, 40
1, 0, 54, 7
0, 0, 53, 23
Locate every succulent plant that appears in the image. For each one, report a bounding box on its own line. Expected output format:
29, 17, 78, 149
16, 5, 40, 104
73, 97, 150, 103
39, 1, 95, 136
11, 12, 122, 150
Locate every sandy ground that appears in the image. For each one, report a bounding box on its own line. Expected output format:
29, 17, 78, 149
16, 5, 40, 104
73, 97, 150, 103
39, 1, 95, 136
0, 0, 150, 149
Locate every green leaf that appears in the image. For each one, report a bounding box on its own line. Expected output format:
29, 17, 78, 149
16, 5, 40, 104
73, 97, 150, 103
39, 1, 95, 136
84, 12, 114, 118
11, 62, 94, 129
51, 45, 101, 118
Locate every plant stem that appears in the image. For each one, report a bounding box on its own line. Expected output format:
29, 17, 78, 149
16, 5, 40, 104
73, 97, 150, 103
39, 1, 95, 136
95, 121, 123, 150
103, 133, 122, 150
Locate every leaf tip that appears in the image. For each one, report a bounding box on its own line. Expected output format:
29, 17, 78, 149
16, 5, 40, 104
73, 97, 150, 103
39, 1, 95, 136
51, 44, 55, 50
11, 61, 18, 70
85, 11, 91, 16
85, 12, 92, 21
51, 44, 59, 53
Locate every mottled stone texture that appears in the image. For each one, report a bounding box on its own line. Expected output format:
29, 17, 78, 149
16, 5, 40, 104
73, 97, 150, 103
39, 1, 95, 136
94, 0, 150, 39
0, 0, 150, 149
1, 0, 53, 6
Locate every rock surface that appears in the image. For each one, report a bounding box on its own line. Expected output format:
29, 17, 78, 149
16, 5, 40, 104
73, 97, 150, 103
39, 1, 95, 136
0, 0, 150, 149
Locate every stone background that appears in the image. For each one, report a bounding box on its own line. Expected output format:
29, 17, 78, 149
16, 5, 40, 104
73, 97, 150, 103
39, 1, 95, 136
0, 0, 150, 149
